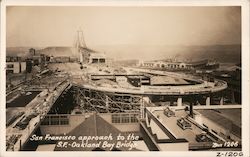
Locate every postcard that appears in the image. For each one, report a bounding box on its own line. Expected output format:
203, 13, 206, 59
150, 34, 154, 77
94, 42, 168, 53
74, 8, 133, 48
1, 0, 249, 157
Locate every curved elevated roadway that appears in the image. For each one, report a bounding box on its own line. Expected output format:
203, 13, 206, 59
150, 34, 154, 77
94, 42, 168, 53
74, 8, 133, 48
74, 68, 227, 96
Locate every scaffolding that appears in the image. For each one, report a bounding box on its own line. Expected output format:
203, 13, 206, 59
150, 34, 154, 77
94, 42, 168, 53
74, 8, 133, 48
74, 86, 142, 114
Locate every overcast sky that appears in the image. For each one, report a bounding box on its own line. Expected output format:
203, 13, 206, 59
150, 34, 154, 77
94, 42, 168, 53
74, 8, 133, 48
7, 6, 241, 48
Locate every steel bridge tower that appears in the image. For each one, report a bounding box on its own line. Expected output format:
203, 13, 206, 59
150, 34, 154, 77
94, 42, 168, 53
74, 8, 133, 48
74, 29, 87, 63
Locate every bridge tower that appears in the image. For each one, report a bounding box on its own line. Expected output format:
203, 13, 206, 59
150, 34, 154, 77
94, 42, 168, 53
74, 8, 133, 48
74, 29, 87, 63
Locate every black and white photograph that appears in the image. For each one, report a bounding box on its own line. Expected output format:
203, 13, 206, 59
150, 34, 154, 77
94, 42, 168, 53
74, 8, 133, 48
1, 0, 249, 157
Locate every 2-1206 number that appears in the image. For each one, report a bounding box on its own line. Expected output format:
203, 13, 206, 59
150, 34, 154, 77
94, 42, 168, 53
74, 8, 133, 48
216, 152, 243, 157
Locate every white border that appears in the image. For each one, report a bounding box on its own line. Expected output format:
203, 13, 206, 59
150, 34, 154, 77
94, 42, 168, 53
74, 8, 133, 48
0, 0, 249, 157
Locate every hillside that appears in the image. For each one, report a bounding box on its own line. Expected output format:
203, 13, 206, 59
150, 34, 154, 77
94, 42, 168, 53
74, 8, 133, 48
37, 47, 78, 57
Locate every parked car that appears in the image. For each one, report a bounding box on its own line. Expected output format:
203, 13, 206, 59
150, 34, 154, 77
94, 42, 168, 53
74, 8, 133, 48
195, 132, 213, 142
177, 117, 192, 130
163, 107, 176, 117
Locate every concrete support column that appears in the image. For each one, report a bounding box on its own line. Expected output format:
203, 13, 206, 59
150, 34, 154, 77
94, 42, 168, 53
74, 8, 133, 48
145, 112, 149, 127
206, 97, 210, 106
105, 95, 109, 108
231, 90, 236, 103
170, 100, 174, 106
177, 97, 182, 107
220, 97, 224, 105
189, 102, 194, 118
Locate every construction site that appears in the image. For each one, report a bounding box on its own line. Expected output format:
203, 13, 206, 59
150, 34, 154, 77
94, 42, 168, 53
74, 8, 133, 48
5, 30, 242, 151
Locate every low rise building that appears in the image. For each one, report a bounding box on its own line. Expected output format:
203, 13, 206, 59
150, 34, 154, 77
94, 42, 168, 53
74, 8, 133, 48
140, 59, 219, 71
79, 47, 106, 64
6, 62, 26, 74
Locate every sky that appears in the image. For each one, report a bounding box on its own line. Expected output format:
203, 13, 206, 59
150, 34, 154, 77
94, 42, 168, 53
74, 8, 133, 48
7, 6, 241, 48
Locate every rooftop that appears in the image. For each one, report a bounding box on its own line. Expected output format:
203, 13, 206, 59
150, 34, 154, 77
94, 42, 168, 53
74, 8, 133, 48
54, 114, 142, 151
197, 109, 241, 138
152, 109, 203, 143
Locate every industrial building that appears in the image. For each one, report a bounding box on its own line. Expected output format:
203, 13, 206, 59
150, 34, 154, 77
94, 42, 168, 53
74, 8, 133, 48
140, 59, 219, 71
79, 47, 106, 64
6, 56, 26, 74
6, 56, 27, 74
6, 61, 26, 74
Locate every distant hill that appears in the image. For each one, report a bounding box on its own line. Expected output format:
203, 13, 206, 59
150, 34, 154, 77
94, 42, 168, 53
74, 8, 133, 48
6, 47, 43, 57
36, 47, 78, 57
6, 46, 78, 58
